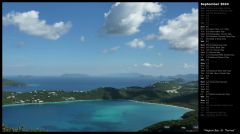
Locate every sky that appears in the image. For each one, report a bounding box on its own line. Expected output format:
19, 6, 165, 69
2, 2, 198, 76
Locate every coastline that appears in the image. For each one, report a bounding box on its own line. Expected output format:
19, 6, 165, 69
2, 99, 193, 111
3, 99, 195, 132
127, 100, 194, 111
2, 99, 104, 107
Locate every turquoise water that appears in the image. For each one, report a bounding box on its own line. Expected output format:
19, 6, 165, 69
3, 100, 191, 132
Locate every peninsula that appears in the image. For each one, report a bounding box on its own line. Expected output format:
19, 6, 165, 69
3, 79, 198, 132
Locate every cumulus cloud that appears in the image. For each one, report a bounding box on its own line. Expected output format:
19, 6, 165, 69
3, 10, 72, 40
158, 8, 198, 51
80, 36, 85, 43
183, 63, 195, 69
143, 62, 163, 68
127, 38, 145, 48
102, 46, 120, 53
103, 2, 163, 35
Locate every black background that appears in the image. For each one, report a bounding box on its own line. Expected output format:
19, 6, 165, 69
199, 0, 239, 133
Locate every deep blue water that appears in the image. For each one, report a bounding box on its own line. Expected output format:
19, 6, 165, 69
3, 100, 191, 132
3, 76, 161, 92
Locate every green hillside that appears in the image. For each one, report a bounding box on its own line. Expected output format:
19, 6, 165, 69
3, 79, 198, 132
152, 80, 180, 91
140, 111, 198, 132
3, 79, 198, 107
2, 124, 45, 132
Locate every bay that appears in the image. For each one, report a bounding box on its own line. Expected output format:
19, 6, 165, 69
3, 100, 191, 132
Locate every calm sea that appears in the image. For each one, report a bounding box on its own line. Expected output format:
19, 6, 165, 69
3, 100, 191, 132
3, 76, 161, 92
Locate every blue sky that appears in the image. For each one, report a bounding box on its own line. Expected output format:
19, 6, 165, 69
2, 2, 198, 76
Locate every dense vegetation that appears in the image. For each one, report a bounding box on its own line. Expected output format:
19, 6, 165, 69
140, 111, 198, 132
3, 79, 197, 105
2, 124, 45, 132
2, 79, 198, 132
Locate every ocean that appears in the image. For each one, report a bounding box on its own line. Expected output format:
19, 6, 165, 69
3, 76, 161, 92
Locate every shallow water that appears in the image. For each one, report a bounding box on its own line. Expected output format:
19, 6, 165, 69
3, 100, 191, 132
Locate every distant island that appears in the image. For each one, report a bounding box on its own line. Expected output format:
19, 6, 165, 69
2, 79, 26, 87
3, 78, 198, 132
61, 73, 90, 77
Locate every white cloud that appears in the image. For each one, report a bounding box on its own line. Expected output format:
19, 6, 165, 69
144, 34, 160, 40
111, 46, 120, 51
183, 63, 195, 69
158, 8, 198, 51
80, 36, 85, 43
103, 2, 163, 35
3, 10, 72, 40
143, 62, 163, 68
102, 46, 120, 53
147, 45, 154, 49
127, 38, 145, 48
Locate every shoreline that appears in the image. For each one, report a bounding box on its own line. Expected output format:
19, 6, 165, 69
2, 99, 193, 111
127, 100, 194, 111
2, 99, 104, 107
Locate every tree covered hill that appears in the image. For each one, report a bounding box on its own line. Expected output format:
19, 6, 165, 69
140, 111, 198, 132
3, 79, 198, 108
2, 79, 198, 132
